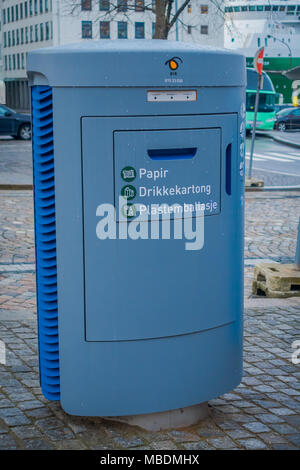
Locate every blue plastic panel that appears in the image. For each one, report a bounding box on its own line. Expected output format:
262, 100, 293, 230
31, 85, 60, 401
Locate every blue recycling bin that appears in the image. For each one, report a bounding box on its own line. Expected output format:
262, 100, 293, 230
27, 41, 246, 416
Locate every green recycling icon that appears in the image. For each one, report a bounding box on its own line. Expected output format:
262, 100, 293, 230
121, 166, 136, 182
121, 185, 137, 201
121, 203, 137, 219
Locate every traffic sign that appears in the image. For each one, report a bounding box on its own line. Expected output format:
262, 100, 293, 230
254, 47, 264, 76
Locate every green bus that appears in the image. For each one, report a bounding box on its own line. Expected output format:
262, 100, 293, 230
246, 68, 276, 131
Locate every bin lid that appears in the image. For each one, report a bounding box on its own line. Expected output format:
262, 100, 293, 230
27, 40, 245, 88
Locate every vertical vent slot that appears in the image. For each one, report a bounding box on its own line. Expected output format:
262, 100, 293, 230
32, 85, 60, 401
225, 143, 232, 196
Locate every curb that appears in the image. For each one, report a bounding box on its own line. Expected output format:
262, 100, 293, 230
0, 184, 33, 190
256, 130, 300, 149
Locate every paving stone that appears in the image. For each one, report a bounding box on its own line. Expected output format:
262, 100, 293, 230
243, 422, 271, 433
0, 433, 18, 449
237, 438, 268, 450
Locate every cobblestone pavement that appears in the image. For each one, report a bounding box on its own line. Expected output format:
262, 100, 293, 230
0, 190, 299, 450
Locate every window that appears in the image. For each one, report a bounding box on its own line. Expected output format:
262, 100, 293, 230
20, 3, 23, 19
264, 6, 271, 11
13, 54, 16, 70
17, 54, 20, 70
241, 6, 247, 12
16, 4, 19, 21
30, 25, 33, 42
25, 1, 28, 17
257, 37, 261, 47
201, 25, 208, 34
11, 6, 14, 22
21, 53, 25, 70
2, 9, 6, 25
249, 6, 255, 11
82, 21, 92, 38
82, 0, 92, 10
272, 5, 278, 11
200, 5, 208, 14
25, 27, 29, 43
188, 4, 191, 14
135, 0, 144, 11
118, 21, 127, 39
34, 0, 38, 14
3, 32, 7, 48
187, 25, 192, 34
35, 24, 39, 41
8, 31, 11, 47
30, 0, 33, 15
257, 6, 263, 11
12, 30, 15, 46
287, 5, 296, 14
40, 0, 43, 13
4, 56, 7, 71
45, 0, 49, 12
99, 0, 109, 10
152, 22, 155, 38
21, 28, 24, 44
40, 23, 44, 41
45, 21, 50, 40
7, 8, 10, 23
9, 55, 11, 71
135, 22, 145, 38
17, 29, 20, 45
100, 21, 110, 38
265, 37, 268, 46
234, 7, 240, 12
279, 6, 285, 12
118, 0, 128, 12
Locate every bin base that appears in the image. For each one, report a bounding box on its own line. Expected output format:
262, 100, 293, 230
104, 402, 209, 431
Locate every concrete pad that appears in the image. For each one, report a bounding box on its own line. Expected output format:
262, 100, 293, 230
245, 177, 264, 189
253, 263, 300, 298
104, 403, 209, 431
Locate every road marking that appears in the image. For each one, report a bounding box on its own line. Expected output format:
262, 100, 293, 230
247, 152, 294, 162
268, 152, 300, 161
245, 154, 266, 161
252, 166, 300, 177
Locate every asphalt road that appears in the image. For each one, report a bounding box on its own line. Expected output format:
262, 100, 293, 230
245, 135, 300, 187
0, 134, 299, 187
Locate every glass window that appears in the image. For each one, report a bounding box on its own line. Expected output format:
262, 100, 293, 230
11, 6, 14, 22
188, 4, 191, 14
25, 1, 28, 17
12, 30, 15, 46
40, 23, 44, 41
35, 24, 38, 41
100, 21, 110, 38
118, 21, 127, 39
99, 0, 109, 10
50, 21, 53, 39
5, 56, 7, 72
201, 24, 208, 34
45, 0, 49, 12
20, 3, 24, 19
34, 0, 38, 14
257, 6, 263, 11
7, 8, 10, 23
22, 53, 25, 70
258, 37, 261, 47
45, 21, 50, 40
13, 54, 16, 70
17, 29, 20, 45
3, 32, 7, 48
9, 55, 11, 71
21, 28, 24, 44
25, 27, 29, 43
2, 9, 6, 25
118, 0, 128, 12
16, 4, 19, 20
234, 7, 240, 12
241, 6, 247, 12
30, 0, 33, 15
272, 5, 278, 11
249, 6, 255, 11
17, 54, 20, 70
135, 0, 144, 11
82, 0, 92, 10
264, 6, 271, 11
135, 22, 145, 38
201, 5, 208, 14
30, 25, 33, 42
8, 31, 11, 47
287, 5, 296, 14
279, 6, 285, 12
187, 25, 192, 34
152, 22, 155, 38
82, 21, 92, 38
40, 0, 43, 13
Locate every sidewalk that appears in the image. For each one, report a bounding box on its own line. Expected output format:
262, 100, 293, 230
0, 190, 299, 450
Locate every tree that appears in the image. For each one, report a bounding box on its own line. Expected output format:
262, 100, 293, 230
64, 0, 224, 40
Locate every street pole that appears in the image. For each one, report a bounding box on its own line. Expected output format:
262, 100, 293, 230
248, 46, 265, 180
248, 73, 263, 179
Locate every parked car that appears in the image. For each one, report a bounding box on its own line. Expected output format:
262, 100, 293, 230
274, 104, 295, 114
0, 104, 31, 140
275, 107, 300, 131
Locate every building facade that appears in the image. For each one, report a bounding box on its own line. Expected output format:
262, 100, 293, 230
1, 0, 224, 110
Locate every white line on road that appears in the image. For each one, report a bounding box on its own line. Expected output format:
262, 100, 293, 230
251, 166, 300, 177
246, 152, 294, 162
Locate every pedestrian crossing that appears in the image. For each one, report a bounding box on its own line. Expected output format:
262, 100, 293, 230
245, 151, 299, 163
